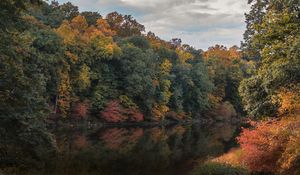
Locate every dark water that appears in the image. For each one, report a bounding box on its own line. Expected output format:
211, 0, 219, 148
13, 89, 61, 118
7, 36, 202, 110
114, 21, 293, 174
1, 122, 239, 175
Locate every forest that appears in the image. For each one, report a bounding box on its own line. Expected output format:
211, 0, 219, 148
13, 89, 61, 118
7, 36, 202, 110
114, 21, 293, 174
0, 0, 299, 175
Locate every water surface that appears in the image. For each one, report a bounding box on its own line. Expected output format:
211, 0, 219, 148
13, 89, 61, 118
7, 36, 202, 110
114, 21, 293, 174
1, 122, 239, 175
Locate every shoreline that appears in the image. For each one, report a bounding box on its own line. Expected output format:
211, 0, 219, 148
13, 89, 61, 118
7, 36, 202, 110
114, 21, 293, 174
46, 117, 243, 131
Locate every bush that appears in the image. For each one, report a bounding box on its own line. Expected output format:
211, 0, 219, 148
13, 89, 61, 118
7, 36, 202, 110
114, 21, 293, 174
190, 162, 249, 175
237, 117, 300, 174
100, 100, 144, 122
100, 101, 127, 122
72, 101, 90, 119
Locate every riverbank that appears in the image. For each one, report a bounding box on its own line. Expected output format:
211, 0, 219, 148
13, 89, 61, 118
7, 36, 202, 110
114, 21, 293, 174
191, 116, 300, 175
46, 115, 243, 131
190, 148, 249, 175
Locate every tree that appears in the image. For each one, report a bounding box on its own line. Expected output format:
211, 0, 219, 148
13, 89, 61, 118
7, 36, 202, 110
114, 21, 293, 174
119, 39, 156, 116
57, 61, 72, 117
204, 45, 245, 113
241, 0, 269, 61
0, 1, 57, 166
95, 17, 116, 37
106, 12, 145, 37
81, 11, 101, 26
1, 0, 218, 125
239, 0, 300, 118
170, 46, 212, 116
59, 2, 79, 20
77, 64, 91, 92
152, 59, 173, 120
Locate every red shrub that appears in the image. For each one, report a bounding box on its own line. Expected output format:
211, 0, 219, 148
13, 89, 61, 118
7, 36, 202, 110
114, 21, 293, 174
237, 117, 300, 174
100, 101, 128, 122
100, 100, 144, 123
125, 108, 144, 122
133, 112, 144, 122
238, 122, 281, 172
72, 101, 90, 119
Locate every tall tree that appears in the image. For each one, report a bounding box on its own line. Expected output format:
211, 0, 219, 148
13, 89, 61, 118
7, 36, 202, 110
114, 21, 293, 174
106, 12, 145, 37
239, 0, 300, 118
241, 0, 269, 61
81, 11, 102, 26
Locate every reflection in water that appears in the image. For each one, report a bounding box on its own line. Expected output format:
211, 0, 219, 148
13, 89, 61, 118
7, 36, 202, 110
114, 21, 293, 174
1, 122, 238, 175
100, 128, 144, 150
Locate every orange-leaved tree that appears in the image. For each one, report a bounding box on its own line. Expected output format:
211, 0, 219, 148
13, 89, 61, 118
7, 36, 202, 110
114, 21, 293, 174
238, 117, 300, 174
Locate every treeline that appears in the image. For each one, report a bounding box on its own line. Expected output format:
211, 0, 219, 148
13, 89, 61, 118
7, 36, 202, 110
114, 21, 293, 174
0, 0, 250, 125
0, 1, 251, 171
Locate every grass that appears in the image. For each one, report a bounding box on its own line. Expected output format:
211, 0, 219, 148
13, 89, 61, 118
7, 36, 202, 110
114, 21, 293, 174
190, 162, 249, 175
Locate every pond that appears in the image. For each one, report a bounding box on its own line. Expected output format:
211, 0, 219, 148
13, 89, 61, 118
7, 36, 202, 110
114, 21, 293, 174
1, 122, 240, 175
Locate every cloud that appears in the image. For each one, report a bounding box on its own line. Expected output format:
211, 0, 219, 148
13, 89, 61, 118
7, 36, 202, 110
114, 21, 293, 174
56, 0, 249, 50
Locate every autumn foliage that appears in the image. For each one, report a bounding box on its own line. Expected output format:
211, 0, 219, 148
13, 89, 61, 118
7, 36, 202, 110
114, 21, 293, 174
72, 101, 90, 119
204, 45, 241, 66
237, 117, 300, 174
276, 85, 300, 115
236, 84, 300, 174
100, 100, 144, 123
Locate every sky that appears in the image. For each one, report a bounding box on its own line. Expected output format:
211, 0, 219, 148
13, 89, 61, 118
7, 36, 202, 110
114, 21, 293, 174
56, 0, 250, 50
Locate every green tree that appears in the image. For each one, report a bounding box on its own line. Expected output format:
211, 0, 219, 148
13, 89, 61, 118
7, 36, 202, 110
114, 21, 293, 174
241, 0, 269, 61
0, 1, 57, 166
170, 46, 212, 116
239, 0, 300, 118
81, 11, 102, 26
119, 39, 156, 117
106, 12, 145, 37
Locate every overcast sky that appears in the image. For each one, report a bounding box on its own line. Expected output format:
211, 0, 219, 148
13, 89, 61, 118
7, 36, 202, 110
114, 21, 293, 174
56, 0, 250, 50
